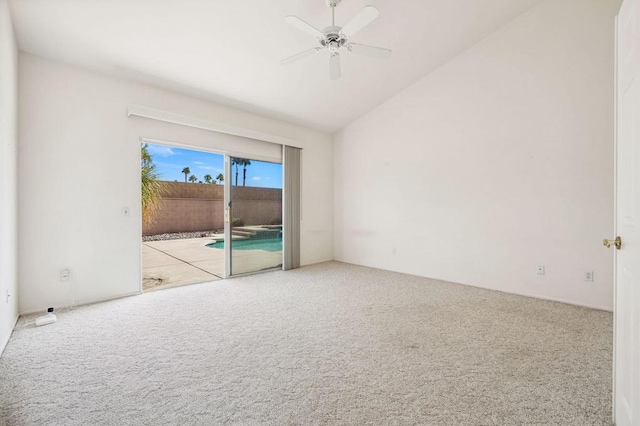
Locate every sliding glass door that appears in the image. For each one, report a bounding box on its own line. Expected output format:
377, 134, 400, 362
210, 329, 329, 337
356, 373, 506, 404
224, 155, 283, 276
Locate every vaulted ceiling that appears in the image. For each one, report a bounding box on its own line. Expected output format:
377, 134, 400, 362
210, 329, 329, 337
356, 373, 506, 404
9, 0, 544, 132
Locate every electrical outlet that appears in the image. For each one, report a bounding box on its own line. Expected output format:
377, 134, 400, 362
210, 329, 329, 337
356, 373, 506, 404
537, 265, 545, 275
584, 271, 594, 282
60, 269, 70, 282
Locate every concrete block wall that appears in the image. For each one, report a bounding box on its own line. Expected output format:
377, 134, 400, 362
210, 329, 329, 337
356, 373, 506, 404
143, 182, 282, 235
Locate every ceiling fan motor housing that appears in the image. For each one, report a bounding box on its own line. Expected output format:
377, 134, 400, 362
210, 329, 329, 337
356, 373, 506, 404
326, 0, 341, 7
320, 26, 346, 53
320, 26, 347, 49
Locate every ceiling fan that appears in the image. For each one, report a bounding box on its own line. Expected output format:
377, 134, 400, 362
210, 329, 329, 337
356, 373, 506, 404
281, 0, 392, 80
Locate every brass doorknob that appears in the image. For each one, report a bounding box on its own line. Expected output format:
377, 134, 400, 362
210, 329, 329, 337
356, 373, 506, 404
603, 236, 622, 250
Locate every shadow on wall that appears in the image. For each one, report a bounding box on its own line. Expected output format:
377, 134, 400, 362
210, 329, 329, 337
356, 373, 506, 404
143, 181, 282, 235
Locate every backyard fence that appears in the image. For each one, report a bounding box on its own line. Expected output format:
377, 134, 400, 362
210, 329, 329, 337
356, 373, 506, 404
143, 181, 282, 235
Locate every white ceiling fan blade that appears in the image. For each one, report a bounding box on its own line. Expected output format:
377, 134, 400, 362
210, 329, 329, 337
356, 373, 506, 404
285, 15, 326, 40
346, 43, 392, 59
281, 47, 323, 65
339, 5, 379, 38
330, 53, 341, 80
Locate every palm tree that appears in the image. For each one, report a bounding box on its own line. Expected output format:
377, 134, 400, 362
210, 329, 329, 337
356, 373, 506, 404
181, 167, 190, 183
231, 158, 240, 186
216, 173, 224, 185
141, 144, 166, 226
189, 175, 198, 183
241, 159, 251, 186
204, 174, 212, 184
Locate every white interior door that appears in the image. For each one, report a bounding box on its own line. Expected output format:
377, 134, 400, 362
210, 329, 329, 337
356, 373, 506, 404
615, 0, 640, 424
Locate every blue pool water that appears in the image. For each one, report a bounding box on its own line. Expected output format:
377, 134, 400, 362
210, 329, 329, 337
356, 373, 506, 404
206, 238, 283, 252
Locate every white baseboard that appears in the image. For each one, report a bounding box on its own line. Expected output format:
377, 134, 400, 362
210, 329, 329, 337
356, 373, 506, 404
486, 287, 613, 312
334, 260, 613, 313
19, 291, 142, 316
0, 314, 20, 358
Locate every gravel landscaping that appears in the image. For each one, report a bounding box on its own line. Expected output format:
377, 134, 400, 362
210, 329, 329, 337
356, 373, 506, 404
142, 230, 224, 242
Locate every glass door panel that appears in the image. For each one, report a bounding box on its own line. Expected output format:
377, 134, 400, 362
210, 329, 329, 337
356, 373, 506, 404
225, 156, 283, 276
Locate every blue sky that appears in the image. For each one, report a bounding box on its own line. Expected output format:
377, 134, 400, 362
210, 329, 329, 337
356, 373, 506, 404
145, 143, 282, 189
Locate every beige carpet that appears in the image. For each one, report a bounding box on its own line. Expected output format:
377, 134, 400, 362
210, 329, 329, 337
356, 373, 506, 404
0, 262, 612, 425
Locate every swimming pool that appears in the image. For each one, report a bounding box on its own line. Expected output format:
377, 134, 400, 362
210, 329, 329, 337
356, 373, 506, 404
206, 238, 283, 252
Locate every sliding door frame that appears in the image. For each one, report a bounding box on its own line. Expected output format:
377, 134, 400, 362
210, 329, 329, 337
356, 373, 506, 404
224, 155, 232, 278
139, 136, 292, 281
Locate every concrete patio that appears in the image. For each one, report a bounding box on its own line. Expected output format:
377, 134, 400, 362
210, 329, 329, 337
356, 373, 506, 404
142, 237, 282, 291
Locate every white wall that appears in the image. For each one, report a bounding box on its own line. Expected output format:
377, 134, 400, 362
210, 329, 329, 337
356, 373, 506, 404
19, 53, 333, 314
0, 0, 19, 355
334, 0, 619, 311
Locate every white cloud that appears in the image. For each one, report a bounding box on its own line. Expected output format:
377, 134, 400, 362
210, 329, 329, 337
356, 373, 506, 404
147, 145, 175, 157
252, 177, 262, 181
192, 161, 205, 165
197, 166, 223, 173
